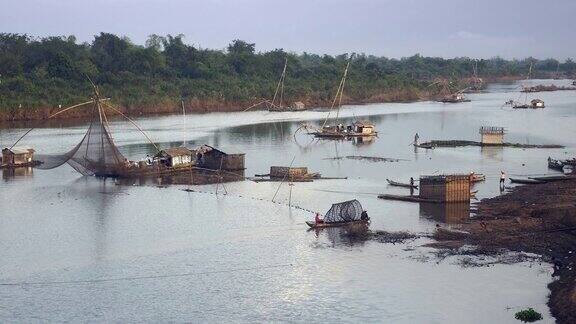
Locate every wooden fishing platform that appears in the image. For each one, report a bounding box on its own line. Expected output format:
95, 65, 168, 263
251, 175, 347, 183
252, 166, 346, 183
416, 140, 563, 149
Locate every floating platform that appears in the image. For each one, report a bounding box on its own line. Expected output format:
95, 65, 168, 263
252, 166, 346, 182
416, 140, 563, 149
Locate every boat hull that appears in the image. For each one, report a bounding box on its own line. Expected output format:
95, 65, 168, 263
306, 219, 369, 229
312, 132, 378, 139
510, 178, 543, 184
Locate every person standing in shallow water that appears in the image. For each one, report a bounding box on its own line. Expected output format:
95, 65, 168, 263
413, 133, 419, 146
500, 171, 506, 189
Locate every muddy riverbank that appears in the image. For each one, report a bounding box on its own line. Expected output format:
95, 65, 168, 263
431, 177, 576, 323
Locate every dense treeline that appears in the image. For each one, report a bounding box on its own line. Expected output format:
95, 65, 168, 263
1, 32, 575, 114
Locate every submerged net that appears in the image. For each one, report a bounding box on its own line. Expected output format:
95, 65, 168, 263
36, 103, 126, 176
324, 199, 363, 223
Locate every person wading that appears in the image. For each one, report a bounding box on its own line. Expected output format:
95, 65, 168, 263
500, 170, 506, 189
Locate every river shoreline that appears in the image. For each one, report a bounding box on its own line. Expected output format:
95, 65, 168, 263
431, 177, 576, 323
0, 76, 533, 122
0, 88, 437, 122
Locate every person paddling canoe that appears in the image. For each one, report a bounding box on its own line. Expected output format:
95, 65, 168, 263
315, 212, 324, 225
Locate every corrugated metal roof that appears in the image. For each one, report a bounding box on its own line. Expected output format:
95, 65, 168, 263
353, 120, 374, 127
162, 147, 191, 157
3, 147, 34, 155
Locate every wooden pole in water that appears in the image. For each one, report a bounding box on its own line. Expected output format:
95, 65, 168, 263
335, 61, 350, 124
181, 99, 186, 117
288, 183, 294, 207
272, 155, 296, 203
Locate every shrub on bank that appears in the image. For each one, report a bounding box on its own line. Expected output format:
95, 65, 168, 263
514, 308, 543, 322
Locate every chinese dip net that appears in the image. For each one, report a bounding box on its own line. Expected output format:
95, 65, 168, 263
35, 103, 126, 176
323, 199, 364, 223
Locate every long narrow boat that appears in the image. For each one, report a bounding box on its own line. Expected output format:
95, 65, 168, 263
306, 219, 369, 229
510, 178, 544, 184
386, 179, 418, 189
528, 175, 571, 182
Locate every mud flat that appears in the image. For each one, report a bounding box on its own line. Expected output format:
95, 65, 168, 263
430, 176, 576, 323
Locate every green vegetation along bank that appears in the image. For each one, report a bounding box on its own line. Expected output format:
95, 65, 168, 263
1, 33, 575, 121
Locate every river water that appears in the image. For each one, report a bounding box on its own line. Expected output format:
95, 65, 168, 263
1, 80, 574, 323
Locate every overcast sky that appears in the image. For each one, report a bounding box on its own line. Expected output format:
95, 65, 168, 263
2, 0, 575, 59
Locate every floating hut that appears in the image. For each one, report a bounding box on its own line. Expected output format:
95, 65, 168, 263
1, 147, 37, 168
194, 145, 245, 171
419, 174, 471, 203
530, 99, 545, 108
479, 126, 505, 145
351, 121, 376, 136
155, 147, 193, 167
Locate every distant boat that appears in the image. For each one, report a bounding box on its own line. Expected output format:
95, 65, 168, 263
510, 62, 545, 109
386, 178, 418, 189
432, 79, 470, 103
310, 62, 378, 139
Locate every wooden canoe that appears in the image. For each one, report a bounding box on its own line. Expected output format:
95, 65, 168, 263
386, 179, 418, 189
510, 178, 543, 184
528, 175, 571, 182
306, 219, 369, 229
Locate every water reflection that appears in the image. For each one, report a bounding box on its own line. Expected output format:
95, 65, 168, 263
116, 169, 245, 187
2, 166, 34, 181
481, 146, 504, 162
419, 202, 470, 224
311, 223, 371, 248
352, 136, 375, 146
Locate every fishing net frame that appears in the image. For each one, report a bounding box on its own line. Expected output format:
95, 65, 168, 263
11, 85, 160, 177
323, 199, 364, 223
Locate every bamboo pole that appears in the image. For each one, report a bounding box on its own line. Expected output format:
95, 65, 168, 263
102, 102, 161, 153
9, 99, 106, 150
242, 99, 272, 112
272, 155, 296, 203
335, 61, 350, 124
271, 58, 288, 109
